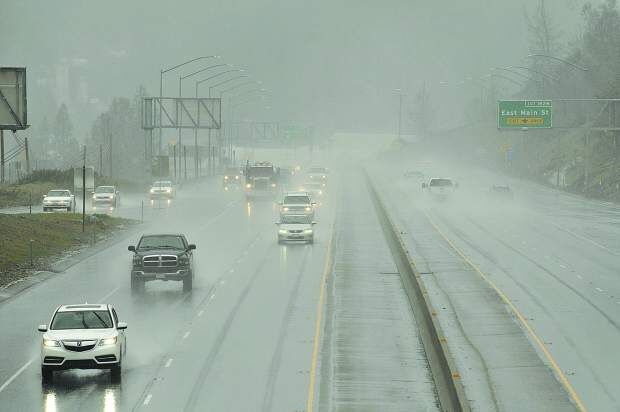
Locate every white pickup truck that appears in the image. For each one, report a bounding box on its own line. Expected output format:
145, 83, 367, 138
43, 189, 76, 212
422, 178, 457, 199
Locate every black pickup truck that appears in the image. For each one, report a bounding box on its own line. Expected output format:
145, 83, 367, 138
128, 234, 196, 294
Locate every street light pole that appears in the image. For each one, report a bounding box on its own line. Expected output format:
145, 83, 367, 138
395, 89, 404, 142
159, 55, 219, 165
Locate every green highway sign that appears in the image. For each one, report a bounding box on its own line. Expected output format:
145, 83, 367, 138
498, 100, 552, 129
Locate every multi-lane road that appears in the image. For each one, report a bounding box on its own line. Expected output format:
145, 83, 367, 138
1, 147, 618, 411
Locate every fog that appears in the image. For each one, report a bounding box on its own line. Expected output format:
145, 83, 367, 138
1, 0, 588, 135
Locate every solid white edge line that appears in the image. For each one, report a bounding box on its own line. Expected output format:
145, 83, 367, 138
0, 358, 35, 394
98, 286, 120, 303
164, 358, 173, 368
182, 331, 190, 340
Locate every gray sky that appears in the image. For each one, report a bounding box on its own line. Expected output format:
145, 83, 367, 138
1, 0, 591, 134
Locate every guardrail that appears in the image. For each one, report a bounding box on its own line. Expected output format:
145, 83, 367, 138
365, 171, 470, 412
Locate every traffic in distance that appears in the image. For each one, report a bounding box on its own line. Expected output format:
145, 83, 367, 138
33, 161, 329, 383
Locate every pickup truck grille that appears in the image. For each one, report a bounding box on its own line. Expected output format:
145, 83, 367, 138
143, 255, 178, 267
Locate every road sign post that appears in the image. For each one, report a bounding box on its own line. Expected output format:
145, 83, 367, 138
498, 100, 552, 129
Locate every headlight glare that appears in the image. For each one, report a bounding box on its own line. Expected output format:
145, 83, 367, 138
99, 336, 117, 346
304, 229, 313, 234
43, 339, 60, 347
278, 229, 287, 234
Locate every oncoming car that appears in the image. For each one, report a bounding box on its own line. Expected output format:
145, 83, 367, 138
43, 190, 76, 212
150, 181, 176, 200
300, 182, 325, 199
279, 192, 315, 219
128, 233, 196, 293
92, 185, 120, 210
276, 214, 316, 244
223, 166, 243, 189
38, 304, 127, 383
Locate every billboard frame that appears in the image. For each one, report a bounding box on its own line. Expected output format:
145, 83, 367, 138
0, 67, 28, 131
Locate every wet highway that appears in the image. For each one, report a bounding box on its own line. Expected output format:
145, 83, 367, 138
370, 149, 620, 411
0, 178, 336, 411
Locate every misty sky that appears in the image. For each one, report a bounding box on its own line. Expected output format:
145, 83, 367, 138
1, 0, 591, 134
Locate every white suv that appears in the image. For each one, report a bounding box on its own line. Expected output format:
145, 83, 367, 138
279, 192, 315, 219
38, 304, 127, 383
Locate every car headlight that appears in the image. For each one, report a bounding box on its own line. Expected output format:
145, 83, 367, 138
282, 207, 289, 212
224, 176, 229, 180
304, 229, 313, 234
92, 195, 96, 199
304, 207, 311, 211
318, 190, 323, 195
278, 229, 287, 234
271, 183, 276, 187
43, 339, 61, 347
246, 183, 252, 189
165, 188, 171, 193
235, 175, 239, 180
179, 255, 190, 265
322, 175, 326, 179
98, 336, 117, 346
150, 188, 155, 193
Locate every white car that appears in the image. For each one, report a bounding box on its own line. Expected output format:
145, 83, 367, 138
279, 192, 315, 219
38, 304, 127, 383
150, 180, 176, 199
299, 182, 325, 199
422, 178, 457, 199
306, 166, 329, 183
277, 214, 316, 244
92, 185, 120, 210
43, 189, 76, 212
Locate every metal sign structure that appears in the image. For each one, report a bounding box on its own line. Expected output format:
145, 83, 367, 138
0, 67, 28, 130
498, 100, 552, 129
142, 97, 221, 130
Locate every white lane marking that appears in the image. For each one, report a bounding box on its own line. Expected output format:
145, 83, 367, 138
164, 358, 173, 368
210, 294, 215, 300
229, 269, 234, 273
0, 285, 122, 394
98, 286, 119, 302
559, 264, 567, 269
0, 358, 35, 394
219, 280, 225, 285
596, 287, 603, 292
198, 310, 204, 317
182, 331, 191, 340
550, 221, 617, 254
143, 393, 153, 405
577, 275, 583, 280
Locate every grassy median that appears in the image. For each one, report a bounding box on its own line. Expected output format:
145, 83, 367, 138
0, 213, 132, 287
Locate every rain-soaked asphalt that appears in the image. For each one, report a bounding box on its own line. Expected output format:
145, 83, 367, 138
0, 178, 337, 411
371, 150, 620, 412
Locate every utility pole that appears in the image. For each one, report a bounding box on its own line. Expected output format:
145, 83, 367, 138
194, 128, 198, 178
24, 137, 30, 174
99, 144, 103, 176
173, 144, 177, 181
82, 146, 86, 232
208, 130, 212, 175
395, 89, 404, 142
183, 144, 187, 180
1, 130, 4, 183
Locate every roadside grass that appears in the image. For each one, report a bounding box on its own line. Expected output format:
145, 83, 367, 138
0, 213, 132, 287
0, 182, 59, 208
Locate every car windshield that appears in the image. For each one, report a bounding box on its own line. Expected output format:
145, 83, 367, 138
138, 235, 185, 250
95, 186, 114, 193
284, 195, 311, 204
247, 167, 274, 178
51, 310, 113, 330
225, 168, 240, 175
281, 215, 313, 224
48, 190, 70, 197
153, 181, 172, 187
429, 179, 453, 187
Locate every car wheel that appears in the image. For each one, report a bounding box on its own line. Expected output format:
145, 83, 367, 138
41, 366, 53, 384
183, 275, 193, 292
131, 276, 144, 295
110, 358, 121, 382
43, 207, 48, 212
